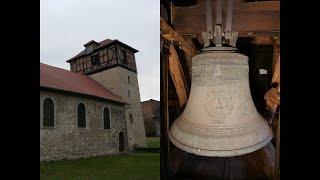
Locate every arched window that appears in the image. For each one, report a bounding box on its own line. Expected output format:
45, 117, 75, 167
77, 103, 86, 128
43, 98, 54, 127
103, 107, 111, 129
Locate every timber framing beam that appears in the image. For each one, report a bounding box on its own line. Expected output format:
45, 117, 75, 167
160, 17, 198, 57
235, 1, 280, 13
272, 37, 280, 73
172, 0, 280, 45
272, 55, 280, 86
169, 43, 189, 109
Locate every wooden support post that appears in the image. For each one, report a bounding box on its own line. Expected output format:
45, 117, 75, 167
160, 40, 171, 178
169, 44, 189, 109
272, 54, 280, 85
271, 37, 280, 74
265, 55, 280, 112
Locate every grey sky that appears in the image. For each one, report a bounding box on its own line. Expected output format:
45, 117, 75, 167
40, 0, 160, 102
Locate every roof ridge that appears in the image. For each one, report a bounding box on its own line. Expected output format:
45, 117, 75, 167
40, 62, 88, 77
66, 38, 115, 62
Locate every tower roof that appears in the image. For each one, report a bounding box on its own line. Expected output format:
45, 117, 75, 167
40, 62, 127, 105
66, 38, 138, 63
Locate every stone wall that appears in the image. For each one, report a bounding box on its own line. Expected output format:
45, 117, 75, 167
40, 91, 127, 161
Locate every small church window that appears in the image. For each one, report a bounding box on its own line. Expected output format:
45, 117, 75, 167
103, 107, 111, 129
43, 98, 54, 127
91, 54, 100, 66
128, 76, 130, 84
77, 103, 86, 128
130, 114, 133, 124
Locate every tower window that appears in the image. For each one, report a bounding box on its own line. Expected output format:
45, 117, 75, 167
91, 54, 100, 66
122, 50, 128, 63
43, 98, 54, 127
119, 49, 128, 64
86, 45, 93, 54
128, 76, 130, 84
77, 103, 86, 128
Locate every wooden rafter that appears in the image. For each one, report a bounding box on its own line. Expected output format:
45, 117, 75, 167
169, 43, 189, 109
172, 0, 280, 44
160, 17, 198, 57
235, 1, 280, 13
272, 55, 280, 87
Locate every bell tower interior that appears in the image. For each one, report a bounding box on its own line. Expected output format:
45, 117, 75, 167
161, 0, 280, 179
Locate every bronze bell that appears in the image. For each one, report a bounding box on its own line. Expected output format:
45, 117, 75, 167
168, 47, 272, 157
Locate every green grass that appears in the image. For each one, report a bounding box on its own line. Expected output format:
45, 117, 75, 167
40, 152, 160, 180
146, 137, 160, 148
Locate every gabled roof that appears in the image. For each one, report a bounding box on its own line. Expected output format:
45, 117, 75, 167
40, 62, 127, 105
67, 39, 114, 62
83, 40, 100, 47
66, 38, 139, 62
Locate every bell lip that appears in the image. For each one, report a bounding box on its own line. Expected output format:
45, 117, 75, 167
168, 129, 273, 157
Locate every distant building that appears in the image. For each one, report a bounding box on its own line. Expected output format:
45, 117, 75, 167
141, 99, 160, 136
40, 38, 147, 161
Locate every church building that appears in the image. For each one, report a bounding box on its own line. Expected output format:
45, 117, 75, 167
40, 38, 146, 161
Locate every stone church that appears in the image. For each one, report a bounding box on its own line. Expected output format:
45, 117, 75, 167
40, 38, 147, 161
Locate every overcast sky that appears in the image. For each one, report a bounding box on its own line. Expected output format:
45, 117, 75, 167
40, 0, 159, 102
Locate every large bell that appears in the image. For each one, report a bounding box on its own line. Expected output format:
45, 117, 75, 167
168, 47, 272, 157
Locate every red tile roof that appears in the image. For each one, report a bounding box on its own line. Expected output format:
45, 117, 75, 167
67, 39, 114, 62
40, 62, 127, 104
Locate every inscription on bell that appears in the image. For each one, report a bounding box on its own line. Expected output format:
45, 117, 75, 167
193, 65, 248, 86
206, 89, 234, 124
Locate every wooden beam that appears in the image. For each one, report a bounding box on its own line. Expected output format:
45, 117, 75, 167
272, 55, 280, 85
160, 17, 198, 57
236, 1, 280, 13
264, 55, 280, 112
250, 36, 273, 45
238, 30, 280, 38
232, 12, 280, 34
172, 0, 280, 45
169, 43, 189, 109
160, 41, 171, 175
272, 38, 280, 74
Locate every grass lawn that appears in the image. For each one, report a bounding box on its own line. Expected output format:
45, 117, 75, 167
146, 136, 160, 148
40, 152, 160, 180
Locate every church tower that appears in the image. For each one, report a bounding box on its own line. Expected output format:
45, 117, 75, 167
67, 39, 147, 149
